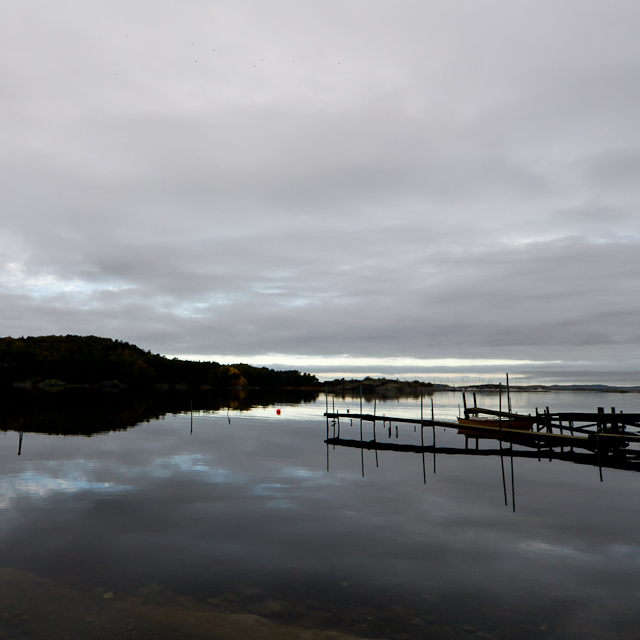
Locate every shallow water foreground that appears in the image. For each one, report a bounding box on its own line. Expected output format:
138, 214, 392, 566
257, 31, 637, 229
0, 566, 373, 639
1, 390, 640, 639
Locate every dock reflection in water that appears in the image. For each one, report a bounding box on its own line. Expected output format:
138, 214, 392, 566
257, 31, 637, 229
325, 392, 640, 513
1, 390, 640, 639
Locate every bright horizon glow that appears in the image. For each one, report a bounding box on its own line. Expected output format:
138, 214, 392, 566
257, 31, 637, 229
164, 353, 562, 368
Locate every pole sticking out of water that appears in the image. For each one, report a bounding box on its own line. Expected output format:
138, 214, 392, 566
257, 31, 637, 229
360, 396, 365, 478
421, 422, 426, 484
359, 386, 363, 441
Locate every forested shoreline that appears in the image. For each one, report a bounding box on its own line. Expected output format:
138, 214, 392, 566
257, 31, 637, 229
0, 335, 319, 390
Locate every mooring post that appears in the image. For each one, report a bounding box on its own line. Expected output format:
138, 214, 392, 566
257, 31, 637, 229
373, 410, 379, 468
597, 407, 604, 434
431, 398, 436, 449
360, 405, 364, 478
421, 423, 426, 484
499, 383, 503, 437
596, 407, 604, 481
373, 397, 377, 439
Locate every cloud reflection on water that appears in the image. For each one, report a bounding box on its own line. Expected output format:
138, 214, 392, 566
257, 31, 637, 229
0, 394, 639, 635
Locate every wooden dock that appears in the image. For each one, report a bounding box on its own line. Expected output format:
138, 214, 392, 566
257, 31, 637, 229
323, 389, 640, 500
324, 400, 640, 453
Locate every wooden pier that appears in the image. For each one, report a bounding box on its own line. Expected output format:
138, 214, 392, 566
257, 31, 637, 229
324, 399, 640, 454
323, 389, 640, 505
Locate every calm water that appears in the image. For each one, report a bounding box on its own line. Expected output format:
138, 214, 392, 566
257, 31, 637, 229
1, 390, 640, 639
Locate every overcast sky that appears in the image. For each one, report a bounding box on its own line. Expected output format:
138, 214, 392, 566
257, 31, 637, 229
2, 1, 639, 383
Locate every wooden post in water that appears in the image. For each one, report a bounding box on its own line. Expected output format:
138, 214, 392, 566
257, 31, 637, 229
359, 388, 363, 441
421, 421, 426, 484
597, 407, 604, 481
360, 408, 365, 478
373, 398, 378, 468
373, 408, 379, 468
499, 383, 503, 437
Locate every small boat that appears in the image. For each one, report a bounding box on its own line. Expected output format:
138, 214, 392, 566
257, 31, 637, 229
457, 415, 535, 434
459, 375, 535, 435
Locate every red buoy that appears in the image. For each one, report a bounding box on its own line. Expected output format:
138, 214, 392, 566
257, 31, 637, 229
276, 408, 281, 415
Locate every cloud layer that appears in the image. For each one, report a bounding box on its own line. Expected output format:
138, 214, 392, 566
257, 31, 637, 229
2, 1, 640, 380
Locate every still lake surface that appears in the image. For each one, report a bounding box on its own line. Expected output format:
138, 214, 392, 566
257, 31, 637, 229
1, 390, 640, 639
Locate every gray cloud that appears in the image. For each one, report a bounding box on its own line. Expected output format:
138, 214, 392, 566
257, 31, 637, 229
1, 1, 640, 381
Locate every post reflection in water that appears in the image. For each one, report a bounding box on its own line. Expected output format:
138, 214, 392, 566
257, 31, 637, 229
327, 420, 528, 510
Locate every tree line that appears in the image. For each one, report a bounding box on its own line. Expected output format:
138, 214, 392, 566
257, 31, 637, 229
0, 335, 319, 389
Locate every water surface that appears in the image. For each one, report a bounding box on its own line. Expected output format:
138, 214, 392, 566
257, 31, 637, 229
1, 390, 639, 639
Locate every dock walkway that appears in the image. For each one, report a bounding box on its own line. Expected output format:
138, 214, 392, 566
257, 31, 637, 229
324, 400, 640, 453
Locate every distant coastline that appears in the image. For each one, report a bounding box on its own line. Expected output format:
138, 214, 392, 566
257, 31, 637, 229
323, 376, 640, 396
3, 335, 638, 395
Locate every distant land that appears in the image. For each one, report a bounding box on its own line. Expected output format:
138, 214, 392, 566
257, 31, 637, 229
0, 335, 319, 390
2, 335, 638, 395
324, 377, 640, 396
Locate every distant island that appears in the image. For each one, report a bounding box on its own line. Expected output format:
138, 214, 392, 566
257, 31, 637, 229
0, 335, 319, 390
324, 377, 640, 396
324, 377, 451, 397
